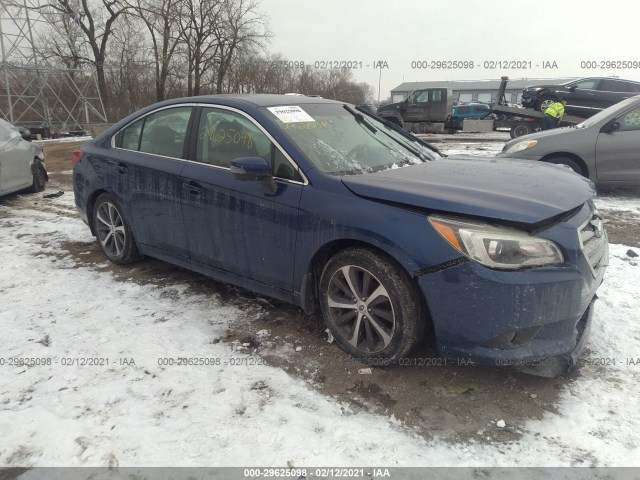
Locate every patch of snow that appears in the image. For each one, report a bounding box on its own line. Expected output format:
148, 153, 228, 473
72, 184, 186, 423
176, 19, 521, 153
1, 197, 640, 467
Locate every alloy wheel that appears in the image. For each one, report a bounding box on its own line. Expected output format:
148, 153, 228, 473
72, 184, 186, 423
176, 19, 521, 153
95, 201, 126, 258
326, 265, 396, 353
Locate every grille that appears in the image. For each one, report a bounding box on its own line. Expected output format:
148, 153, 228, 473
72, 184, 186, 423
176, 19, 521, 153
578, 212, 608, 275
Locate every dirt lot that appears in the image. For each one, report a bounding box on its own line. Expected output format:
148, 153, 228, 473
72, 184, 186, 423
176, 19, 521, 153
4, 139, 639, 445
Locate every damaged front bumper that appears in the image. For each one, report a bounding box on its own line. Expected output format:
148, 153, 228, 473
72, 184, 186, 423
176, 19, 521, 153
416, 203, 608, 377
513, 297, 595, 377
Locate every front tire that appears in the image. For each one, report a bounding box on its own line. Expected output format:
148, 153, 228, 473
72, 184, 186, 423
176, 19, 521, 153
92, 193, 141, 264
319, 247, 423, 362
29, 159, 47, 193
536, 95, 557, 112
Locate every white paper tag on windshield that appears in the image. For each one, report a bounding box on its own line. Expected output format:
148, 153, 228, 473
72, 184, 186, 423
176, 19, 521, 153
268, 106, 315, 123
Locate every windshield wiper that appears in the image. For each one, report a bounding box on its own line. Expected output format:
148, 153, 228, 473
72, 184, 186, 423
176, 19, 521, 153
343, 104, 377, 134
353, 105, 445, 159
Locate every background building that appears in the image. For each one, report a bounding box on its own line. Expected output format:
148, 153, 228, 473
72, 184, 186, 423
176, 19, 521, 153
390, 78, 575, 105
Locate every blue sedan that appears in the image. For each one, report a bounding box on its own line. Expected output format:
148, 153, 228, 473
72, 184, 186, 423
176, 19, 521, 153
72, 95, 608, 375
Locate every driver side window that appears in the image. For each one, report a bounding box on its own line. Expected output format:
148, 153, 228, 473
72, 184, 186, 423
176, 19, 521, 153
617, 107, 640, 132
573, 80, 597, 90
196, 108, 302, 181
411, 90, 429, 103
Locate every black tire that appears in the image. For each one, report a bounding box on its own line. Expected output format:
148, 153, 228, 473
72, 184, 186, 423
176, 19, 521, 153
543, 156, 586, 176
319, 247, 423, 362
92, 193, 141, 264
536, 95, 557, 112
510, 123, 533, 138
29, 159, 47, 193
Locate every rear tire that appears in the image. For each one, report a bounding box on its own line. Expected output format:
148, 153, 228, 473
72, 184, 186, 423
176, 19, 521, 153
29, 159, 47, 193
92, 193, 141, 264
543, 156, 586, 176
319, 247, 423, 362
510, 123, 533, 138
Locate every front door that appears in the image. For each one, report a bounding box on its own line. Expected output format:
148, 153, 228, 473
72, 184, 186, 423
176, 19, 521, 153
595, 104, 640, 183
404, 90, 430, 122
180, 106, 303, 290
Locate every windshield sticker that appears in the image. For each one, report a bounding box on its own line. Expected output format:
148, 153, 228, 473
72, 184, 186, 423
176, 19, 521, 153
268, 106, 315, 123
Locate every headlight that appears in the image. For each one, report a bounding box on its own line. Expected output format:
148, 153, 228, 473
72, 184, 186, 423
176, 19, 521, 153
504, 139, 537, 154
429, 215, 563, 270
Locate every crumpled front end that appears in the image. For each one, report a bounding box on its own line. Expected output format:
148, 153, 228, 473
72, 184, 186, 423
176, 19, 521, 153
418, 201, 608, 375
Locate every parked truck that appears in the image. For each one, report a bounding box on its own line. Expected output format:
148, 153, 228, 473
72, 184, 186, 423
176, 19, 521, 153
376, 87, 454, 133
376, 77, 588, 138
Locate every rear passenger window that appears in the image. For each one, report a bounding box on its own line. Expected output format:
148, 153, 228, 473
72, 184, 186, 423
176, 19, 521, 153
600, 79, 628, 92
116, 107, 192, 157
625, 82, 640, 93
118, 118, 143, 150
139, 107, 193, 158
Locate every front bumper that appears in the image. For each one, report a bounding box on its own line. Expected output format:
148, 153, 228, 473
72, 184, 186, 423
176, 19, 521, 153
417, 203, 607, 373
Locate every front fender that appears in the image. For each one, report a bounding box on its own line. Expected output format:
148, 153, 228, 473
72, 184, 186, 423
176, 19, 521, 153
294, 184, 460, 310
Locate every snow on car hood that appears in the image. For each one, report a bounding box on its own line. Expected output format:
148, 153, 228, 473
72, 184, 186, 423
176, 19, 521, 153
341, 156, 595, 225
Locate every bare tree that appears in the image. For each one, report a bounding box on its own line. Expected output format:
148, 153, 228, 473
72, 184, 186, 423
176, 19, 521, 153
41, 0, 129, 114
106, 14, 155, 117
126, 0, 183, 101
212, 0, 269, 94
177, 0, 223, 96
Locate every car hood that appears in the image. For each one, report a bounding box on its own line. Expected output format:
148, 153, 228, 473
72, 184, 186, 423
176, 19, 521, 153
376, 101, 402, 113
341, 156, 594, 225
502, 125, 582, 148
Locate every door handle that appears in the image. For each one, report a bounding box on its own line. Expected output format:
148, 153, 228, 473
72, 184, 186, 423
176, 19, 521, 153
117, 162, 128, 174
183, 180, 204, 195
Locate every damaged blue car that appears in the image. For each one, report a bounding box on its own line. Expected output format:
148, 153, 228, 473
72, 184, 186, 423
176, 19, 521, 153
72, 95, 608, 376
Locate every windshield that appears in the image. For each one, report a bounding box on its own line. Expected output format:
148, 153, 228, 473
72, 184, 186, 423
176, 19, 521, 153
263, 103, 441, 175
577, 96, 640, 128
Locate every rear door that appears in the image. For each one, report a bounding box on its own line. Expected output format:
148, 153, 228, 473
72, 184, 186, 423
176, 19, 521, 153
597, 79, 635, 109
595, 103, 640, 182
109, 105, 194, 257
180, 106, 303, 290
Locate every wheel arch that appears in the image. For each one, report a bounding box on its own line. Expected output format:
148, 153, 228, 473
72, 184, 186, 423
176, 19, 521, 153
85, 188, 111, 236
299, 239, 429, 324
540, 152, 589, 177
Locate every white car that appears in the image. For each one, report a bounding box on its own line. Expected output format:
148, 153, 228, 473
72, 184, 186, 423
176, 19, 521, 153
0, 118, 47, 197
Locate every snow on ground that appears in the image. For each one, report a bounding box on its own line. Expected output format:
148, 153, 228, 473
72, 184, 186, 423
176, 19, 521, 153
437, 142, 506, 157
3, 136, 640, 466
1, 201, 640, 467
595, 192, 640, 214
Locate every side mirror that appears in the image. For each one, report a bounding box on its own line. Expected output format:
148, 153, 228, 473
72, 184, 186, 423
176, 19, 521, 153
569, 85, 577, 92
230, 156, 278, 195
601, 121, 620, 134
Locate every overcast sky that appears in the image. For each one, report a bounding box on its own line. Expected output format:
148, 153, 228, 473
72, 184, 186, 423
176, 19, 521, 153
262, 0, 640, 101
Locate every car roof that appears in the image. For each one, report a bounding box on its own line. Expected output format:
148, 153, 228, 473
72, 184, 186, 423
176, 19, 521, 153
565, 77, 640, 84
162, 94, 344, 108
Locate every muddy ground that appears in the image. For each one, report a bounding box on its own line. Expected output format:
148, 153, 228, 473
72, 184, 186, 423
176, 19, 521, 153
2, 139, 639, 445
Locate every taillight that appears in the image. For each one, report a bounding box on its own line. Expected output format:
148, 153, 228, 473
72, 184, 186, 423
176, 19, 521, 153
71, 150, 84, 168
